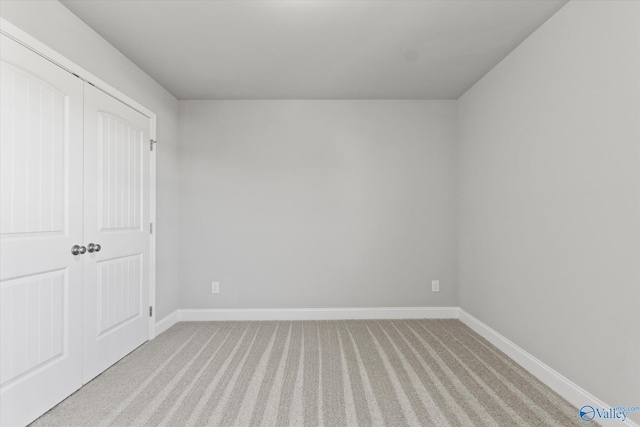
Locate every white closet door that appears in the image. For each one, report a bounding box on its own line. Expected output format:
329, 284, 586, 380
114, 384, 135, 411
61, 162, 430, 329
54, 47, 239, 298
0, 34, 84, 427
82, 84, 150, 383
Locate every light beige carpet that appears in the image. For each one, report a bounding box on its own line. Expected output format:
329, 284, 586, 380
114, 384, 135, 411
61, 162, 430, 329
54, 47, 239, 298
31, 320, 586, 426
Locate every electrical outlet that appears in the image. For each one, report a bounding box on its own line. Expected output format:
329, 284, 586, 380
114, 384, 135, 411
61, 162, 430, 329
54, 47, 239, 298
431, 280, 440, 292
211, 282, 220, 294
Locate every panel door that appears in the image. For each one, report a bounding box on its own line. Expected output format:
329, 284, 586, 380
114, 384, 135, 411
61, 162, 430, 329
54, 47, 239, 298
0, 34, 84, 427
82, 84, 150, 383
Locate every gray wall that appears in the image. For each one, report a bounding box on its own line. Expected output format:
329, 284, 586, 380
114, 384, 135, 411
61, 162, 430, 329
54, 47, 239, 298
178, 101, 457, 308
0, 1, 182, 320
3, 0, 638, 416
457, 0, 640, 415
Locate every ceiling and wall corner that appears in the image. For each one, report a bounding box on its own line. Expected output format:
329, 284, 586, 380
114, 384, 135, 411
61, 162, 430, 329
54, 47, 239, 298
60, 0, 568, 100
2, 0, 638, 423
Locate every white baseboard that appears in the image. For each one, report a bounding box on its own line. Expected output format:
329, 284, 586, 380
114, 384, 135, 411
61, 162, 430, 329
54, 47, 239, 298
155, 306, 458, 333
180, 306, 459, 321
458, 309, 639, 427
155, 310, 181, 336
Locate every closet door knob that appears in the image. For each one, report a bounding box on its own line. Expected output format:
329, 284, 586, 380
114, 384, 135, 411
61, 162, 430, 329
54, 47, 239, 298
87, 243, 102, 253
94, 244, 101, 252
71, 245, 87, 255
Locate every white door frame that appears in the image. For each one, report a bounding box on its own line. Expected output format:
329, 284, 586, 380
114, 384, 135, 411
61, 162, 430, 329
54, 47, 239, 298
0, 17, 159, 339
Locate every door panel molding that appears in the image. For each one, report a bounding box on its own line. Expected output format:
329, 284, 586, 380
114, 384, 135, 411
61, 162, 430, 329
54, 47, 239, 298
0, 33, 84, 427
83, 83, 151, 384
0, 19, 157, 427
1, 17, 157, 341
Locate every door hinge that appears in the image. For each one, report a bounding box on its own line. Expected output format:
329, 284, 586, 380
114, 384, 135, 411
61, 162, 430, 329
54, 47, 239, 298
150, 223, 154, 234
150, 139, 156, 151
149, 306, 153, 317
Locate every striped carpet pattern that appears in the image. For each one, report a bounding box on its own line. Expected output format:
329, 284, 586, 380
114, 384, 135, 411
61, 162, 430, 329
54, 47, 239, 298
32, 320, 585, 426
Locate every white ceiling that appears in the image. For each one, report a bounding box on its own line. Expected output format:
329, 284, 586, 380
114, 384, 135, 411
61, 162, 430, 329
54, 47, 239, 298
61, 0, 567, 100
